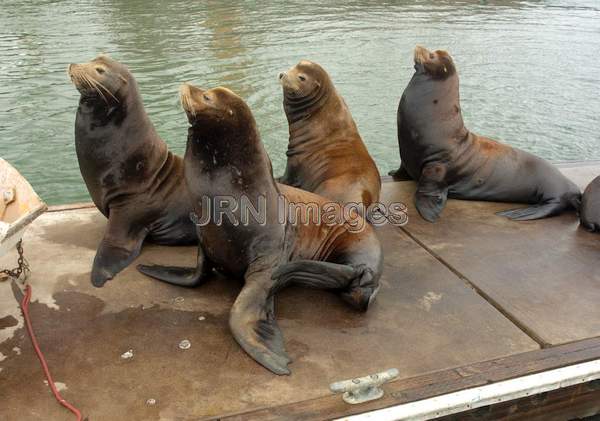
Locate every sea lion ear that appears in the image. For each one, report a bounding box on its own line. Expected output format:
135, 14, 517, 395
119, 75, 128, 84
443, 66, 447, 73
228, 109, 234, 116
315, 81, 321, 88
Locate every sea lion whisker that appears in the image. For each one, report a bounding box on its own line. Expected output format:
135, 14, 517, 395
73, 69, 91, 90
88, 77, 112, 104
87, 75, 119, 103
94, 80, 119, 103
82, 73, 108, 103
80, 72, 108, 103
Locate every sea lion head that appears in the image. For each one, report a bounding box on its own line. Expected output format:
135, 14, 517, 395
179, 83, 260, 157
413, 45, 456, 80
68, 54, 130, 102
278, 60, 330, 102
179, 83, 253, 129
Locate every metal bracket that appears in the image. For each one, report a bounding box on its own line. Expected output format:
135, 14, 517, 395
330, 368, 399, 404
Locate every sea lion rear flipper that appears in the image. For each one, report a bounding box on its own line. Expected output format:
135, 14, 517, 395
272, 260, 379, 311
415, 162, 448, 223
388, 164, 413, 181
496, 201, 565, 221
230, 267, 291, 375
137, 247, 211, 287
91, 213, 148, 288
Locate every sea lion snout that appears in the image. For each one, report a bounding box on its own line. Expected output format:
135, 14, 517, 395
67, 64, 75, 81
279, 68, 305, 97
414, 45, 431, 65
278, 71, 293, 89
179, 82, 195, 98
67, 63, 79, 77
67, 63, 85, 89
179, 83, 204, 117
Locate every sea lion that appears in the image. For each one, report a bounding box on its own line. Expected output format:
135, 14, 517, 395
580, 175, 600, 232
278, 60, 381, 213
138, 84, 383, 375
389, 46, 581, 222
68, 55, 196, 287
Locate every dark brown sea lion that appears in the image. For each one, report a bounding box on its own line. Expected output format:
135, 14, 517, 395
278, 60, 381, 212
389, 46, 581, 222
581, 175, 600, 232
138, 84, 383, 375
68, 55, 196, 287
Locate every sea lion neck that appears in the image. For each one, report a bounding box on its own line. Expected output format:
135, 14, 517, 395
186, 116, 273, 181
405, 70, 467, 141
283, 81, 331, 125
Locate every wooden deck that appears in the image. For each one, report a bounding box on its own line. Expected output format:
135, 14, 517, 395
0, 163, 599, 420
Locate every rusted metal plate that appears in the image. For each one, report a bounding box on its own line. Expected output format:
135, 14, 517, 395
382, 165, 600, 346
0, 207, 536, 419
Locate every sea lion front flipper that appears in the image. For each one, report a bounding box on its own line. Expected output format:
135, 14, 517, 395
388, 164, 413, 181
415, 162, 448, 222
230, 266, 291, 375
496, 200, 565, 221
91, 212, 148, 288
137, 247, 212, 287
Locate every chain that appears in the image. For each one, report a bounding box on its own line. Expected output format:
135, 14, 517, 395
0, 240, 30, 281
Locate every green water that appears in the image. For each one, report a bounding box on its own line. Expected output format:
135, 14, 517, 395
1, 0, 599, 205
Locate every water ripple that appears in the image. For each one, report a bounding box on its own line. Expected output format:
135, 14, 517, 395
0, 0, 599, 204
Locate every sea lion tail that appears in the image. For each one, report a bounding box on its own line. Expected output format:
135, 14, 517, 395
271, 260, 379, 311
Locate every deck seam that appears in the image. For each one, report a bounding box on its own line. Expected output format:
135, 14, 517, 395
396, 224, 549, 348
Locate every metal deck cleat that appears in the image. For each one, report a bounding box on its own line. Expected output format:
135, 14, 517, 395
330, 368, 399, 404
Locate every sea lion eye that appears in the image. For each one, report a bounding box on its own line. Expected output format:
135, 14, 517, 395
95, 67, 105, 74
203, 94, 210, 101
298, 75, 306, 82
429, 53, 434, 59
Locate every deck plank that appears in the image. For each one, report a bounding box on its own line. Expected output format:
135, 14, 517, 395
0, 208, 536, 420
225, 337, 600, 421
381, 165, 600, 346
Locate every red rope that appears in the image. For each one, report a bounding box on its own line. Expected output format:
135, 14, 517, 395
20, 284, 83, 421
